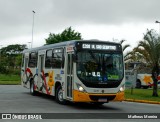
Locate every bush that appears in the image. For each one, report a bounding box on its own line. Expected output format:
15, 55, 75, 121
0, 65, 21, 75
12, 69, 21, 75
0, 65, 7, 74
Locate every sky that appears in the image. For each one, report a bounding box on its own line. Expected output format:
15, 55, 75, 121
0, 0, 160, 52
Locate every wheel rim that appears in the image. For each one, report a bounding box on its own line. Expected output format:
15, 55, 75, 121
137, 82, 141, 88
58, 89, 63, 102
30, 83, 34, 93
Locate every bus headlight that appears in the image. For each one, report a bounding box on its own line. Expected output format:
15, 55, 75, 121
76, 83, 86, 92
119, 85, 125, 92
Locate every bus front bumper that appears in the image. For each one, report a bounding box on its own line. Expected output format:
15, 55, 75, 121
73, 90, 124, 102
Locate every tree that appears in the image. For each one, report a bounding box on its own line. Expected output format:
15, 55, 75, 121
120, 39, 130, 52
136, 29, 160, 97
119, 39, 130, 62
45, 27, 82, 44
124, 48, 148, 63
1, 44, 27, 55
0, 44, 27, 74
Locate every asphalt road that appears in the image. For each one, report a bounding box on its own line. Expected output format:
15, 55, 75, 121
0, 85, 160, 122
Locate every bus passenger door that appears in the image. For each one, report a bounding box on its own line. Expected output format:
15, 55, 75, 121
22, 55, 29, 88
37, 54, 45, 91
66, 53, 74, 99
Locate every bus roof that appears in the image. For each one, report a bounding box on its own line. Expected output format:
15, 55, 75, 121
23, 39, 121, 53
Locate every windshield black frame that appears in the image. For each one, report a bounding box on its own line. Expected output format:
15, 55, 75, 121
76, 50, 124, 88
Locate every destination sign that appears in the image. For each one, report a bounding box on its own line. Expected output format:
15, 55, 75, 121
82, 44, 116, 50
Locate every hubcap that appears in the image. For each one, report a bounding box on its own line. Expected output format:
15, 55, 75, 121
30, 83, 34, 93
58, 89, 63, 102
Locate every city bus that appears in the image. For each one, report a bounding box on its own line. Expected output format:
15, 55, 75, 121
21, 40, 125, 105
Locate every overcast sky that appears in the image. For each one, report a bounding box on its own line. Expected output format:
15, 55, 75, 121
0, 0, 160, 51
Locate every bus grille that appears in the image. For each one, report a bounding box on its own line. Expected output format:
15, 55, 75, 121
89, 95, 116, 101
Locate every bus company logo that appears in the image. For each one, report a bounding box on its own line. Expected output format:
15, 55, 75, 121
2, 114, 11, 119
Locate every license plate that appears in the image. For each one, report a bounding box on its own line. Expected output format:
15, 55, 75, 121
98, 98, 108, 102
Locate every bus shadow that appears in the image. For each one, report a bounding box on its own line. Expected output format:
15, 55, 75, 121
67, 102, 121, 110
23, 92, 121, 111
23, 91, 56, 100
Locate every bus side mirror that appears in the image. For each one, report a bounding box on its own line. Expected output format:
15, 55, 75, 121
73, 47, 77, 62
73, 54, 77, 62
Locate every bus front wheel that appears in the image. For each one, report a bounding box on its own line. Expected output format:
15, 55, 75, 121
56, 86, 66, 105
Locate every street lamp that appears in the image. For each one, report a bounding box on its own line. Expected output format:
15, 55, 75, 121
28, 42, 31, 49
155, 20, 160, 35
31, 10, 35, 48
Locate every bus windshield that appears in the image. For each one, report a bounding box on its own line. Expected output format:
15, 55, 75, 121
76, 51, 124, 84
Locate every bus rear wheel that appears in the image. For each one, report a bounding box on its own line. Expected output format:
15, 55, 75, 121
136, 80, 141, 88
142, 86, 149, 89
30, 81, 36, 95
56, 86, 66, 105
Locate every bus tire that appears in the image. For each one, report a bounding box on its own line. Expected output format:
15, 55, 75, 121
142, 86, 149, 89
136, 80, 141, 88
30, 80, 36, 95
56, 86, 66, 105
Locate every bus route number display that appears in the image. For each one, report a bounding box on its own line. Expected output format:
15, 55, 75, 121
82, 44, 116, 50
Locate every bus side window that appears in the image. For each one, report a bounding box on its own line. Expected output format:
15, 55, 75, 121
61, 48, 65, 68
45, 49, 52, 68
53, 48, 64, 69
28, 52, 37, 68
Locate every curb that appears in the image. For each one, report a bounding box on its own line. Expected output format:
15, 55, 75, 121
124, 99, 160, 105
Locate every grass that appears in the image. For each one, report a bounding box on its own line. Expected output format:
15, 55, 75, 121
0, 81, 21, 85
125, 88, 160, 102
0, 74, 21, 85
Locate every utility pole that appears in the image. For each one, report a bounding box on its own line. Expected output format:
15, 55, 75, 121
155, 20, 160, 35
31, 10, 35, 48
28, 42, 31, 49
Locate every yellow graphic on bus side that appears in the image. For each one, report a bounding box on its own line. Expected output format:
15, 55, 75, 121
48, 71, 54, 94
143, 75, 152, 84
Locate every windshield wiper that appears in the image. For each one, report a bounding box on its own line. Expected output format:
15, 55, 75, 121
88, 51, 99, 63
